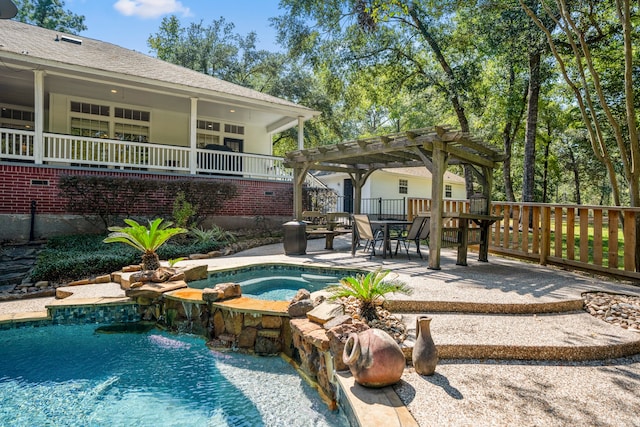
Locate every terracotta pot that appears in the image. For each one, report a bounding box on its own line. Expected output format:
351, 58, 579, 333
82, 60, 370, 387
412, 316, 438, 375
342, 328, 405, 388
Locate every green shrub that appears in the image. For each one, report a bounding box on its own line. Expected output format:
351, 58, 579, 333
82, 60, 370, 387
31, 235, 139, 283
30, 233, 219, 284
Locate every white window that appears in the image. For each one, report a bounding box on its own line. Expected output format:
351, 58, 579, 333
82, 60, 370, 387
445, 184, 452, 198
1, 106, 35, 130
224, 124, 244, 135
196, 120, 221, 148
69, 100, 149, 142
399, 179, 408, 194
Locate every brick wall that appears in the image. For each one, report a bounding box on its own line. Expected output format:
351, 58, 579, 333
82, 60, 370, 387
0, 164, 293, 216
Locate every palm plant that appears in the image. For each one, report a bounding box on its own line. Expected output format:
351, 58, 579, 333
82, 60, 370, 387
326, 268, 413, 322
104, 218, 187, 271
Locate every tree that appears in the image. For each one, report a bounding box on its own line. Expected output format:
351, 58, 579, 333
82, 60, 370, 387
520, 0, 640, 267
13, 0, 86, 33
275, 0, 494, 196
148, 15, 341, 151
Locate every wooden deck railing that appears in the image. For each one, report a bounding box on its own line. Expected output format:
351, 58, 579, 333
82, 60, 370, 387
408, 198, 640, 280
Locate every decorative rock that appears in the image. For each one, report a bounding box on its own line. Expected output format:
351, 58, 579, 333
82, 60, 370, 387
122, 265, 142, 272
255, 336, 281, 355
125, 280, 188, 298
189, 253, 210, 260
288, 299, 314, 317
323, 314, 353, 331
291, 288, 311, 303
223, 310, 243, 335
202, 288, 222, 302
130, 271, 155, 283
95, 274, 112, 283
306, 301, 344, 325
261, 315, 282, 329
238, 327, 258, 348
207, 250, 223, 258
212, 310, 225, 337
181, 265, 208, 282
55, 288, 73, 299
35, 281, 49, 289
244, 313, 262, 327
66, 278, 90, 286
151, 267, 178, 283
130, 282, 144, 289
583, 292, 640, 332
169, 272, 185, 282
217, 282, 242, 299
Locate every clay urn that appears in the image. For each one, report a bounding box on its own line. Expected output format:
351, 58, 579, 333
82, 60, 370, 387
412, 316, 438, 376
342, 328, 406, 388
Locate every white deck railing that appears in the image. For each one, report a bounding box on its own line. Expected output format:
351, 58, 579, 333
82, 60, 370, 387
0, 128, 292, 181
0, 128, 34, 160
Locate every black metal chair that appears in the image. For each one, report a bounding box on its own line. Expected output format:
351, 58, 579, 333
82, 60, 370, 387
394, 216, 429, 259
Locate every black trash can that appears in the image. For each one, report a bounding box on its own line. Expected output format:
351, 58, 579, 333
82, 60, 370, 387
283, 220, 307, 255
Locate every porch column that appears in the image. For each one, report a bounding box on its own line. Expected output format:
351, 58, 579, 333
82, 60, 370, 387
297, 116, 304, 150
428, 140, 447, 270
33, 70, 44, 164
189, 97, 198, 174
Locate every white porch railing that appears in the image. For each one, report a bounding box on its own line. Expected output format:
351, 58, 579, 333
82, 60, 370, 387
0, 128, 292, 180
0, 128, 34, 160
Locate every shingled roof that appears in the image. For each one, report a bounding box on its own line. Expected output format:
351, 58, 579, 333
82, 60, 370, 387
0, 20, 316, 115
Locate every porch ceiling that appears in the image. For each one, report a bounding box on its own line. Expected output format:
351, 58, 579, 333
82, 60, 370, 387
0, 69, 298, 129
283, 126, 505, 174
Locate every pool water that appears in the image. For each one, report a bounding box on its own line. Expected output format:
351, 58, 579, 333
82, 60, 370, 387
189, 265, 362, 301
0, 324, 348, 427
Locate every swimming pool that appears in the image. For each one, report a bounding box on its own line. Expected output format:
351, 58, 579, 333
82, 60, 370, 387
0, 324, 348, 426
189, 265, 363, 301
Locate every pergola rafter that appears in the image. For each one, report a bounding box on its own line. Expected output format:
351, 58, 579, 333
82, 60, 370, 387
284, 126, 505, 269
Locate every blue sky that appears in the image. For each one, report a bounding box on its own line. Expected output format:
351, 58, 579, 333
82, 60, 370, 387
66, 0, 284, 55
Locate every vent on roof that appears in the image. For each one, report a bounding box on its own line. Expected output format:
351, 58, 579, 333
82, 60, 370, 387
56, 35, 82, 45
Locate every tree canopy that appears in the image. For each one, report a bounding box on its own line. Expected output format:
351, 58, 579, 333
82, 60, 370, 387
13, 0, 86, 33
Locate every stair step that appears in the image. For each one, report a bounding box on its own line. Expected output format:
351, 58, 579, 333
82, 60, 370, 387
401, 312, 640, 361
0, 272, 30, 287
386, 298, 584, 314
0, 263, 33, 275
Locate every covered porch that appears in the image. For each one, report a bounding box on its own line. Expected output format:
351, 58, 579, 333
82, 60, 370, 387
284, 127, 505, 269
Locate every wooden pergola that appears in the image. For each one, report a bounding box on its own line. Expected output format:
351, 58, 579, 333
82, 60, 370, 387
283, 126, 505, 269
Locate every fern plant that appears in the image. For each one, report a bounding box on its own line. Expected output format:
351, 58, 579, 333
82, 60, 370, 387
326, 268, 413, 321
190, 225, 236, 245
104, 218, 187, 270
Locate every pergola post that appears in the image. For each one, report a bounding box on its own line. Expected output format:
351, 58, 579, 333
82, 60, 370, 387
292, 165, 307, 219
429, 140, 448, 270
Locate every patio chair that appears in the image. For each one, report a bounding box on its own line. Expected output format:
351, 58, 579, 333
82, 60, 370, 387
352, 214, 384, 258
394, 215, 428, 260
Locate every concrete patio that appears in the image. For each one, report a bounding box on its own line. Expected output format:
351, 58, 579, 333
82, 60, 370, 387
1, 234, 640, 426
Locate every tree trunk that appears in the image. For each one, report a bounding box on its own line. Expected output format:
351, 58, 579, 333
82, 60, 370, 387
542, 121, 551, 203
408, 5, 474, 197
522, 50, 541, 204
568, 146, 581, 204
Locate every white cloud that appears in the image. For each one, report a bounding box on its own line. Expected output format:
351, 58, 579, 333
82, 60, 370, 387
113, 0, 192, 19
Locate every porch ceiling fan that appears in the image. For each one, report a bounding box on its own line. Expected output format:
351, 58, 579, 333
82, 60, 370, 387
0, 0, 17, 19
